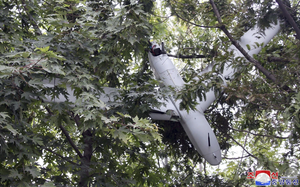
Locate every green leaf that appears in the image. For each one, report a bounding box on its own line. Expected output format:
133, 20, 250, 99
32, 136, 44, 146
0, 112, 10, 123
4, 124, 18, 135
83, 112, 95, 122
8, 169, 22, 179
128, 36, 136, 45
35, 46, 50, 52
0, 65, 15, 77
41, 182, 55, 187
113, 130, 128, 144
246, 44, 251, 50
24, 167, 40, 178
136, 133, 150, 142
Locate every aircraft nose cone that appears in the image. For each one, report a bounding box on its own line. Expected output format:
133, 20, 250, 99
179, 111, 222, 165
203, 151, 222, 165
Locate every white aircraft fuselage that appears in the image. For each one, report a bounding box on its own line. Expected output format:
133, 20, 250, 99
148, 22, 281, 165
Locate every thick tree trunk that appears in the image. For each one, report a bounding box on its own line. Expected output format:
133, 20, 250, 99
79, 129, 93, 187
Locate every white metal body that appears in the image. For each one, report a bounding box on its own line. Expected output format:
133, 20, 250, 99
148, 23, 281, 165
42, 23, 281, 166
194, 23, 281, 113
42, 79, 119, 104
149, 44, 222, 165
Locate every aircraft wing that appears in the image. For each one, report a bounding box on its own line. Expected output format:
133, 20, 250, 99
41, 78, 180, 120
149, 98, 180, 121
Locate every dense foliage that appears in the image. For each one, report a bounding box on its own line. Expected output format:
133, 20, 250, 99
0, 0, 300, 186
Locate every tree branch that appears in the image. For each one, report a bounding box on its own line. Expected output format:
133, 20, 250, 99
209, 0, 294, 93
59, 123, 84, 159
228, 135, 258, 160
276, 0, 300, 40
238, 132, 249, 171
167, 53, 207, 59
69, 111, 93, 187
172, 6, 219, 29
43, 147, 80, 166
69, 111, 81, 127
45, 107, 83, 159
267, 56, 290, 63
230, 127, 289, 139
223, 154, 252, 160
79, 128, 93, 187
21, 0, 42, 35
210, 0, 222, 24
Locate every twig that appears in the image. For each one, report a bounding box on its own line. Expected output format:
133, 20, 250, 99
172, 7, 219, 29
204, 92, 224, 114
182, 164, 197, 182
235, 132, 249, 177
152, 15, 172, 25
228, 135, 258, 160
42, 147, 80, 166
229, 127, 289, 139
223, 155, 252, 160
203, 160, 207, 175
267, 56, 290, 63
167, 53, 207, 59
